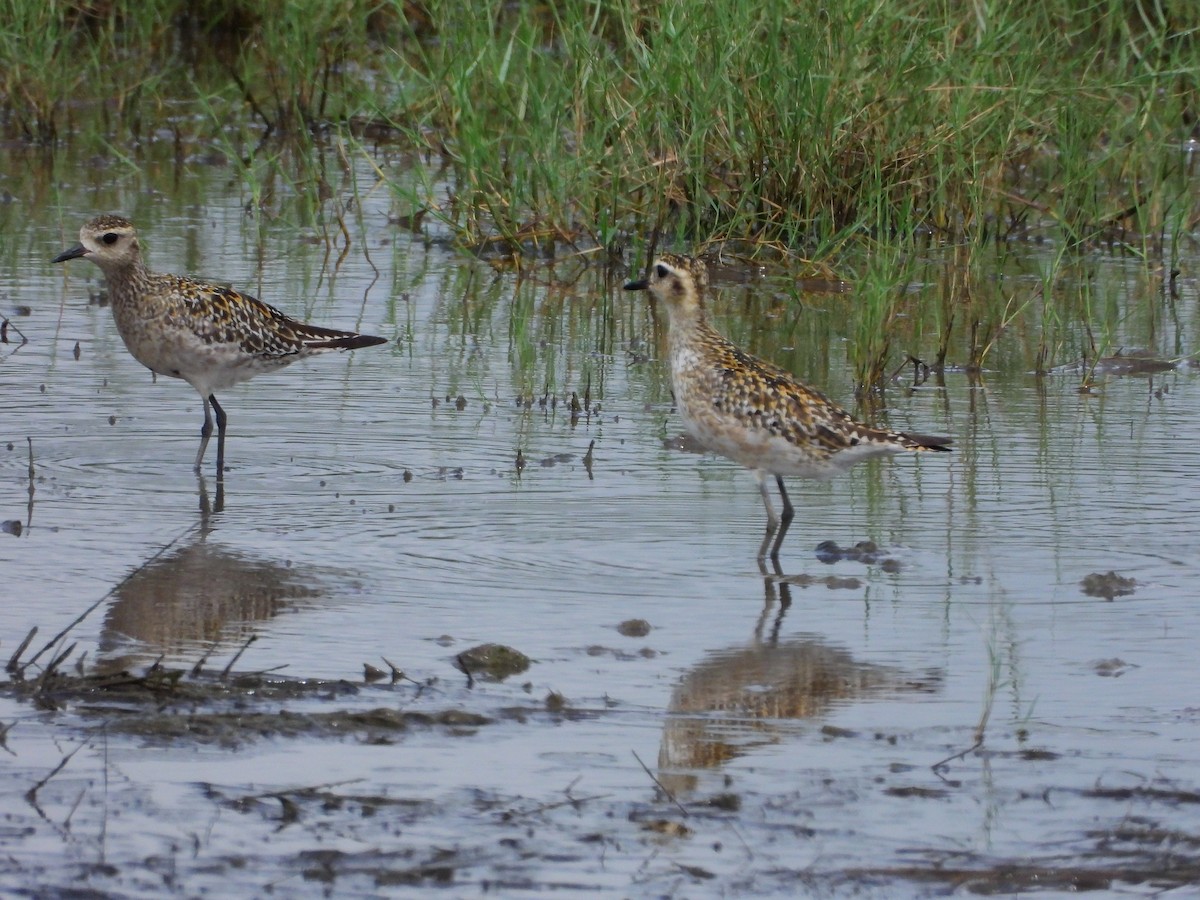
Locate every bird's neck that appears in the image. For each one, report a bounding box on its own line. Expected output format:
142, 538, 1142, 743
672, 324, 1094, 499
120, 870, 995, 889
100, 261, 152, 301
664, 300, 710, 339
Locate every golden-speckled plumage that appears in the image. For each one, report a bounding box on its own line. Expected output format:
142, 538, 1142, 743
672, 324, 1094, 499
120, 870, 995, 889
53, 214, 388, 476
625, 253, 950, 558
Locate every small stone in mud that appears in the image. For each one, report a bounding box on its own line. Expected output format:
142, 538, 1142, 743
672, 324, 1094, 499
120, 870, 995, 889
821, 724, 858, 739
1093, 657, 1138, 677
662, 432, 708, 454
702, 793, 741, 812
815, 540, 842, 563
1080, 571, 1137, 600
403, 470, 413, 482
108, 415, 116, 425
2, 520, 22, 537
1019, 748, 1060, 761
846, 540, 880, 563
641, 819, 692, 838
617, 619, 651, 638
826, 576, 862, 590
815, 539, 897, 569
456, 643, 531, 680
885, 785, 949, 799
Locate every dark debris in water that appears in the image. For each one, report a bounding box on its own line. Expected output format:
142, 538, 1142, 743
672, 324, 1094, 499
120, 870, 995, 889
1080, 570, 1137, 600
1093, 657, 1138, 677
778, 573, 863, 590
1089, 349, 1178, 376
1049, 348, 1180, 378
107, 706, 492, 747
1, 665, 492, 747
814, 539, 901, 570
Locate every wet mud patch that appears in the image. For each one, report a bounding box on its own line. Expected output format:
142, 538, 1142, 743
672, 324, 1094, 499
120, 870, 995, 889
5, 654, 1200, 895
4, 663, 497, 747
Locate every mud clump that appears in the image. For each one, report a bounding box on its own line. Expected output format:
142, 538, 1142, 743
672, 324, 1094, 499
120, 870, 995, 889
455, 643, 531, 681
3, 666, 492, 747
617, 619, 652, 638
1080, 571, 1137, 600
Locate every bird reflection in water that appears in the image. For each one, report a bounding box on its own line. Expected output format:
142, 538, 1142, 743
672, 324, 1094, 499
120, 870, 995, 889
97, 493, 323, 672
657, 562, 941, 795
198, 473, 224, 518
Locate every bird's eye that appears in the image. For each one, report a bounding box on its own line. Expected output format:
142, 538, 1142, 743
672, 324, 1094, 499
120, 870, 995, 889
655, 264, 669, 278
102, 233, 119, 245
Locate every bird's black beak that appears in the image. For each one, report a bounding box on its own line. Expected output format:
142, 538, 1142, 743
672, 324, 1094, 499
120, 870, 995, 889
52, 244, 87, 264
624, 277, 648, 291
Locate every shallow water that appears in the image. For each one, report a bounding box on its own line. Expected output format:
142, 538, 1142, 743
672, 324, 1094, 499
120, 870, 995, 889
3, 154, 1200, 895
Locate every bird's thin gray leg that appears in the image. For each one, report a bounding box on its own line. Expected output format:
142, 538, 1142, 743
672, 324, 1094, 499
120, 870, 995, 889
197, 472, 225, 520
757, 471, 779, 529
776, 475, 795, 526
195, 397, 213, 474
769, 476, 795, 560
210, 395, 227, 479
766, 476, 794, 562
757, 471, 780, 560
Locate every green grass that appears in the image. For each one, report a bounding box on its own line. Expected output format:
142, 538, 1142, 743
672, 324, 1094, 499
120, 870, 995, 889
3, 0, 1197, 388
371, 0, 1198, 258
4, 0, 1193, 254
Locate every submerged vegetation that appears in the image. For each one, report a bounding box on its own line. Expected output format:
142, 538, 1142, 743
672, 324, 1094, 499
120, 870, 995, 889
3, 0, 1198, 383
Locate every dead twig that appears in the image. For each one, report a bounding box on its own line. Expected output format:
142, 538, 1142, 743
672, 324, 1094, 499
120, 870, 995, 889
26, 740, 86, 807
632, 750, 688, 817
190, 641, 221, 677
220, 635, 259, 680
1, 316, 29, 349
7, 626, 37, 673
932, 739, 982, 780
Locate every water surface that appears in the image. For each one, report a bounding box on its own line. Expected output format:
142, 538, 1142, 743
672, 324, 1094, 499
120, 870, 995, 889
2, 153, 1200, 895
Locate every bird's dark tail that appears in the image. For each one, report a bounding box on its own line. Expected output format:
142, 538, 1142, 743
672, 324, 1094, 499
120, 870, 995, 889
298, 322, 389, 350
322, 333, 389, 350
